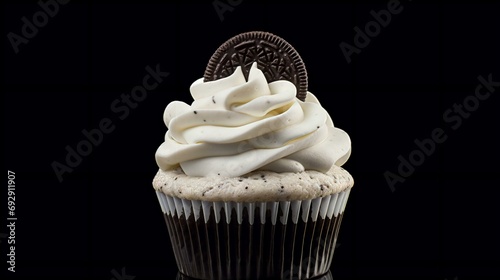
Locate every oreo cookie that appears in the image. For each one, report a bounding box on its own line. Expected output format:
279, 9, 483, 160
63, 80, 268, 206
203, 31, 308, 101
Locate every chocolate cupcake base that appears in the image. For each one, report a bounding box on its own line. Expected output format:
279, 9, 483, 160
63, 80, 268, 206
156, 189, 350, 280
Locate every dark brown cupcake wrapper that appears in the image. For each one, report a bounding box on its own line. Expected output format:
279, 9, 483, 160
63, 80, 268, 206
176, 270, 333, 280
156, 189, 350, 280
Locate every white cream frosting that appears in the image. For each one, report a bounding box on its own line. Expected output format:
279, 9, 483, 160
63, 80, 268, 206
155, 62, 351, 177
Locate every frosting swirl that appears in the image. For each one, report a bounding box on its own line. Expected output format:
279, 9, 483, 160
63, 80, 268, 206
155, 63, 351, 177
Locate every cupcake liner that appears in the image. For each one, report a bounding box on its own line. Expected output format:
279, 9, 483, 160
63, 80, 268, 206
175, 271, 333, 280
176, 270, 333, 280
156, 189, 350, 280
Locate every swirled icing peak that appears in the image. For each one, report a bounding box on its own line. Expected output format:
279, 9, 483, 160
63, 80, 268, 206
155, 63, 351, 177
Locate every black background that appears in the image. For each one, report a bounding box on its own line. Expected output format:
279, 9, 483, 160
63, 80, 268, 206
2, 1, 500, 279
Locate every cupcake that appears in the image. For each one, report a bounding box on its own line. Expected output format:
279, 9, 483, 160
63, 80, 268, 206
153, 31, 353, 280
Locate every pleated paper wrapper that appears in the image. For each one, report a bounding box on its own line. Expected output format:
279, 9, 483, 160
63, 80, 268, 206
157, 189, 350, 280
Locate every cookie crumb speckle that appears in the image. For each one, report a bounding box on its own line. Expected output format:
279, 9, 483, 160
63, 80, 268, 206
153, 165, 353, 202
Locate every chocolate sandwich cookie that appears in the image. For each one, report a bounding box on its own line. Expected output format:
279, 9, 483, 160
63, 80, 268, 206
203, 31, 308, 101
